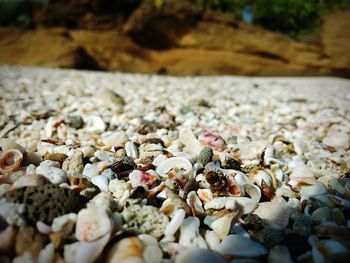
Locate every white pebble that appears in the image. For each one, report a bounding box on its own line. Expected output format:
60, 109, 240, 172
91, 176, 109, 192
102, 131, 128, 147
36, 166, 66, 185
165, 209, 186, 237
83, 164, 99, 179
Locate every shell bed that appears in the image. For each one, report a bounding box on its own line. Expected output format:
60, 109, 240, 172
0, 66, 350, 263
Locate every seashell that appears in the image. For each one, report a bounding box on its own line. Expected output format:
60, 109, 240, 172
38, 243, 55, 263
36, 221, 52, 235
0, 139, 25, 153
36, 165, 66, 185
125, 141, 139, 159
300, 183, 327, 201
197, 189, 213, 203
156, 157, 193, 178
75, 207, 112, 242
205, 231, 220, 250
186, 191, 204, 216
101, 131, 128, 147
268, 245, 293, 263
231, 197, 257, 214
143, 245, 162, 263
243, 184, 261, 203
52, 213, 77, 235
74, 233, 110, 263
198, 132, 226, 152
312, 239, 347, 263
255, 170, 272, 187
91, 176, 109, 192
311, 207, 332, 224
210, 210, 240, 240
0, 149, 23, 174
11, 174, 48, 190
217, 234, 268, 257
175, 248, 226, 263
164, 209, 186, 237
253, 199, 291, 229
322, 130, 349, 149
179, 128, 204, 156
179, 217, 207, 249
105, 236, 143, 263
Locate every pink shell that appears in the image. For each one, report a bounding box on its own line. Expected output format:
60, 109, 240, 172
198, 132, 226, 151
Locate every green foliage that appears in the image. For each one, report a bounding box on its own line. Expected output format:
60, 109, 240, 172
252, 0, 346, 37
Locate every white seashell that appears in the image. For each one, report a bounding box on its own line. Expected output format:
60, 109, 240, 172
11, 174, 47, 190
186, 191, 204, 215
102, 131, 128, 147
179, 128, 204, 156
231, 197, 257, 214
165, 209, 186, 237
36, 165, 66, 185
234, 171, 249, 186
204, 197, 226, 210
143, 245, 162, 263
205, 231, 220, 250
243, 184, 261, 203
175, 248, 226, 263
300, 183, 327, 201
75, 207, 112, 242
125, 141, 139, 159
253, 199, 291, 228
156, 157, 193, 178
36, 221, 52, 235
211, 211, 239, 240
322, 131, 349, 149
312, 239, 347, 263
153, 154, 167, 166
83, 163, 99, 179
105, 236, 143, 263
91, 176, 109, 192
38, 243, 55, 263
179, 217, 207, 249
217, 234, 268, 257
255, 170, 272, 187
52, 213, 77, 235
75, 234, 110, 263
85, 116, 106, 133
289, 156, 314, 179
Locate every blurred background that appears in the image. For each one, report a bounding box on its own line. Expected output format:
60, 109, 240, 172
0, 0, 349, 77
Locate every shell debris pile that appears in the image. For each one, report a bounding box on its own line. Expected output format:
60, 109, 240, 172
0, 66, 350, 263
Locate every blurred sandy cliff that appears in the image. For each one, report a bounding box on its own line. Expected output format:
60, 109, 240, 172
0, 0, 349, 77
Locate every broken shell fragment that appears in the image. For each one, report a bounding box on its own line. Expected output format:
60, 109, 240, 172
105, 236, 143, 263
0, 149, 23, 174
75, 207, 112, 242
156, 157, 193, 178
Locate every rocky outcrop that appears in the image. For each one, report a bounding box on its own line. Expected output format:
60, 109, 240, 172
0, 4, 349, 77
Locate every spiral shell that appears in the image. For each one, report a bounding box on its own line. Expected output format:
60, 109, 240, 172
0, 149, 23, 174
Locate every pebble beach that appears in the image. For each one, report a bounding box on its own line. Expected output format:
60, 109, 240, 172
0, 66, 350, 263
